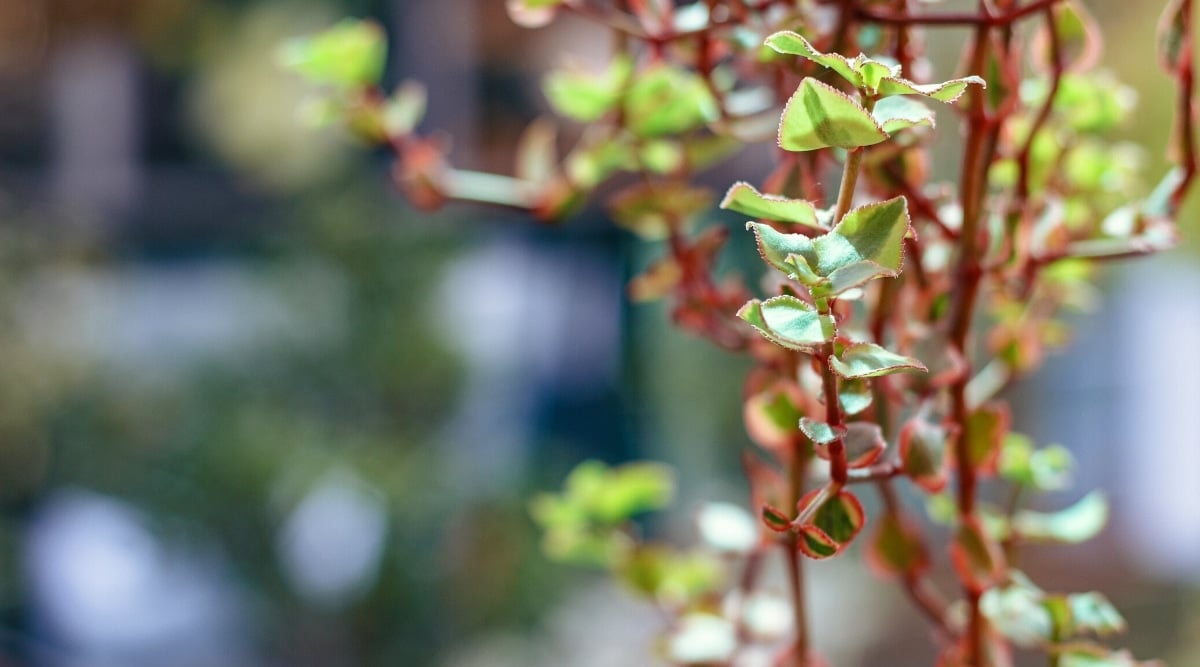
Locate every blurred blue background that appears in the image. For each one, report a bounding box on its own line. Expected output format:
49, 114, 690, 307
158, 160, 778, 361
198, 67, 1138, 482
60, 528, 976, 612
0, 1, 1197, 666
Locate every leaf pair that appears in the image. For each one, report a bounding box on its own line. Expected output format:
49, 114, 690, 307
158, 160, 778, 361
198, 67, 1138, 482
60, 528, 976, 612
741, 195, 912, 300
795, 488, 866, 559
765, 32, 984, 151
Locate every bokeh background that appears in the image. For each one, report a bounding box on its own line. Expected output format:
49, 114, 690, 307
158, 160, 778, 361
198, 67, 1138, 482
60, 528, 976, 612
0, 1, 1198, 666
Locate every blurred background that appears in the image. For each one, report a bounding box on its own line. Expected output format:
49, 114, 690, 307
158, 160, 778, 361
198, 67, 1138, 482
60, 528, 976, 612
0, 1, 1197, 666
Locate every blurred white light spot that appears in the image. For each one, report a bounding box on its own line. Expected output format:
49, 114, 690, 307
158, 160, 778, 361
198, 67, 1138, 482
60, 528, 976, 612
696, 502, 758, 555
667, 613, 737, 665
25, 490, 238, 655
277, 470, 388, 607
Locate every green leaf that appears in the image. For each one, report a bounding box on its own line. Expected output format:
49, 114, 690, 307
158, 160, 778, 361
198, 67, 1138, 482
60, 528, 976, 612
764, 32, 864, 87
544, 56, 633, 122
900, 417, 949, 493
871, 95, 936, 134
1000, 434, 1074, 491
621, 547, 723, 606
813, 196, 911, 292
866, 512, 929, 578
1159, 0, 1190, 72
796, 488, 866, 559
797, 525, 839, 558
965, 402, 1010, 475
1013, 491, 1109, 544
608, 182, 712, 240
639, 140, 684, 174
745, 222, 818, 274
555, 459, 676, 525
539, 524, 630, 566
831, 342, 927, 379
762, 504, 793, 532
1040, 0, 1101, 72
745, 196, 910, 294
279, 19, 388, 88
950, 517, 1005, 591
778, 78, 889, 151
743, 381, 805, 451
721, 182, 824, 230
624, 64, 719, 138
566, 132, 635, 189
738, 296, 828, 351
814, 490, 865, 543
857, 57, 898, 93
876, 74, 987, 103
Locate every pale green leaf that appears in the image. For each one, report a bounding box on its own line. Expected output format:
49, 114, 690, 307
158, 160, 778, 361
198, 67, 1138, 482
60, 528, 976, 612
800, 417, 841, 445
721, 182, 824, 229
875, 74, 987, 103
745, 222, 818, 273
831, 342, 927, 379
872, 95, 936, 134
982, 583, 1054, 647
544, 56, 633, 122
382, 81, 427, 136
624, 64, 719, 138
764, 31, 862, 86
1013, 491, 1108, 544
279, 19, 387, 88
738, 296, 827, 351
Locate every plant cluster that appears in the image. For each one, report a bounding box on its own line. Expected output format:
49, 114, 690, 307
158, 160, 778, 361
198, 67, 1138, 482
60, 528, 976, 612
282, 1, 1197, 665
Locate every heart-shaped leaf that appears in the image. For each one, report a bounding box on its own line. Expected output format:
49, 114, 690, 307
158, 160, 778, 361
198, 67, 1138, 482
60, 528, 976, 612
820, 196, 911, 275
778, 78, 889, 151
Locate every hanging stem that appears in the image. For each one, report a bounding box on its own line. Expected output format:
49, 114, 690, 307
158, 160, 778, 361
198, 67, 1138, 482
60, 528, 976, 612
786, 431, 811, 667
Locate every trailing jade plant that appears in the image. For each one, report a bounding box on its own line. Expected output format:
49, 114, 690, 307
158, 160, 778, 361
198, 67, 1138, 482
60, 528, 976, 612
282, 1, 1197, 665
